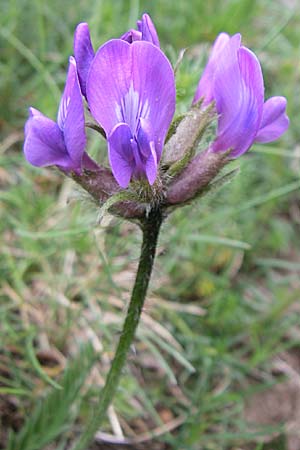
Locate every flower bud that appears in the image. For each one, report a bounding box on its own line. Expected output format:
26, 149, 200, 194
163, 101, 214, 167
166, 150, 228, 205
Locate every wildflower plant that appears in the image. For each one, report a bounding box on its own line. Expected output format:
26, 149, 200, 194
23, 13, 289, 450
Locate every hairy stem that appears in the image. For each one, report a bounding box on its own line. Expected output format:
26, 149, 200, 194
72, 207, 163, 450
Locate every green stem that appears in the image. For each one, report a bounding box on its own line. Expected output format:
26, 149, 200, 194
72, 207, 163, 450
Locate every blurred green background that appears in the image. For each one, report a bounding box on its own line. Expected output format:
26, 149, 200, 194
1, 0, 300, 449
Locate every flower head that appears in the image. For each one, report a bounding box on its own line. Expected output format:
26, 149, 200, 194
86, 39, 175, 188
193, 33, 289, 157
24, 57, 96, 173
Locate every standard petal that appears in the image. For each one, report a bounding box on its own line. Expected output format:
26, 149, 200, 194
131, 41, 175, 153
255, 96, 289, 143
87, 39, 132, 132
137, 14, 160, 47
58, 57, 86, 168
108, 123, 134, 188
73, 22, 95, 97
24, 113, 71, 168
211, 34, 242, 134
193, 32, 230, 104
213, 41, 264, 157
87, 39, 175, 153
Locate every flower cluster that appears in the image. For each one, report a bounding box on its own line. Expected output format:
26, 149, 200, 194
24, 14, 289, 217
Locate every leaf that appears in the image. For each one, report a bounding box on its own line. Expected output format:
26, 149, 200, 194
143, 330, 196, 374
7, 343, 96, 450
26, 333, 62, 390
187, 234, 251, 250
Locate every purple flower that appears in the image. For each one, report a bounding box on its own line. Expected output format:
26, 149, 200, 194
193, 33, 289, 157
86, 39, 175, 188
121, 13, 160, 47
24, 57, 96, 173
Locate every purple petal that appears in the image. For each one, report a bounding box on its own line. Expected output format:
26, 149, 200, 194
120, 29, 142, 43
137, 14, 160, 47
131, 41, 175, 153
87, 40, 131, 132
255, 96, 289, 143
24, 110, 72, 169
87, 39, 175, 157
28, 107, 42, 117
193, 32, 230, 104
24, 107, 43, 137
82, 152, 101, 170
145, 141, 158, 185
213, 38, 264, 157
57, 57, 86, 168
108, 123, 134, 188
137, 117, 154, 158
73, 22, 95, 97
212, 34, 242, 132
120, 14, 159, 47
130, 138, 145, 178
137, 117, 158, 184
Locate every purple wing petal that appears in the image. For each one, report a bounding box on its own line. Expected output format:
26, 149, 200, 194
255, 96, 289, 143
28, 107, 42, 118
73, 22, 95, 97
136, 117, 158, 184
57, 57, 86, 168
87, 39, 175, 156
137, 117, 154, 158
24, 111, 71, 169
137, 14, 160, 47
213, 39, 264, 157
193, 32, 230, 104
145, 141, 158, 185
24, 107, 43, 137
108, 123, 134, 188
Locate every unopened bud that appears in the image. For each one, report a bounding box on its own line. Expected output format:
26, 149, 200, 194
166, 150, 228, 205
163, 101, 215, 166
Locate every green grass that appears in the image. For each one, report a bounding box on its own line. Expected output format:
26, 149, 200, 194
1, 0, 300, 449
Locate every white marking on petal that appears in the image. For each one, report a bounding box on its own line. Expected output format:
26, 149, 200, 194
115, 83, 150, 134
57, 96, 70, 130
